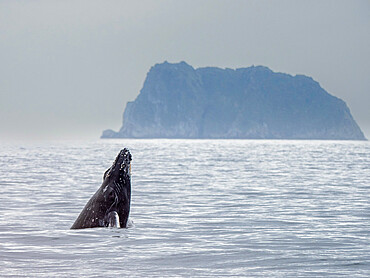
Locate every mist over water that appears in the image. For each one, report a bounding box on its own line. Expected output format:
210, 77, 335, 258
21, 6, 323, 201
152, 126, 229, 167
0, 139, 369, 277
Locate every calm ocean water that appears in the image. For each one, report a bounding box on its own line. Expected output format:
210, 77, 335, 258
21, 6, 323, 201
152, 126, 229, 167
0, 139, 369, 277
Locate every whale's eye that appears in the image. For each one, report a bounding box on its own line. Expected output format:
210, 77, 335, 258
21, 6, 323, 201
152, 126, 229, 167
104, 187, 116, 202
108, 189, 117, 202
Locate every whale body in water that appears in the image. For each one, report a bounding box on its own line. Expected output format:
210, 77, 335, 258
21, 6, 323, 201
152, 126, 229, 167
71, 149, 132, 229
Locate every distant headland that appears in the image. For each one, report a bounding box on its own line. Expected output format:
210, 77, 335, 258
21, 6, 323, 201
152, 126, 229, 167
102, 61, 366, 140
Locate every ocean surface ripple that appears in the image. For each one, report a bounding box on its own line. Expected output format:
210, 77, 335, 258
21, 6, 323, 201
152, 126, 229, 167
0, 139, 369, 277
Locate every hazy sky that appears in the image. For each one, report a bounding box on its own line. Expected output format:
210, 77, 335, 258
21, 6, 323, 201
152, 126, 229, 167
1, 0, 369, 140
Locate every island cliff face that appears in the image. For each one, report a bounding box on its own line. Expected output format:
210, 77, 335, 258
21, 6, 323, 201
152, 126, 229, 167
102, 61, 366, 140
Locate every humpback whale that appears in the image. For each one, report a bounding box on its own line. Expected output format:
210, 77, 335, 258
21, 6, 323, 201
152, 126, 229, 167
71, 148, 132, 229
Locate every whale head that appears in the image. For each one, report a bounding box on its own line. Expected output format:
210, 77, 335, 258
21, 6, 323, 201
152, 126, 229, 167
101, 148, 132, 228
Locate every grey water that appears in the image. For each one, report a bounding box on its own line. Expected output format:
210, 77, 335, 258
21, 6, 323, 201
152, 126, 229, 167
0, 139, 369, 277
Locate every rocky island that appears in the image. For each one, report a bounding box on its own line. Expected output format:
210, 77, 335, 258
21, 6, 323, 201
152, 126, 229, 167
102, 61, 366, 140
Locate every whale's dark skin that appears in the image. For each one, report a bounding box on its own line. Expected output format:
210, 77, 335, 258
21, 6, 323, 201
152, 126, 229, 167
71, 149, 132, 229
